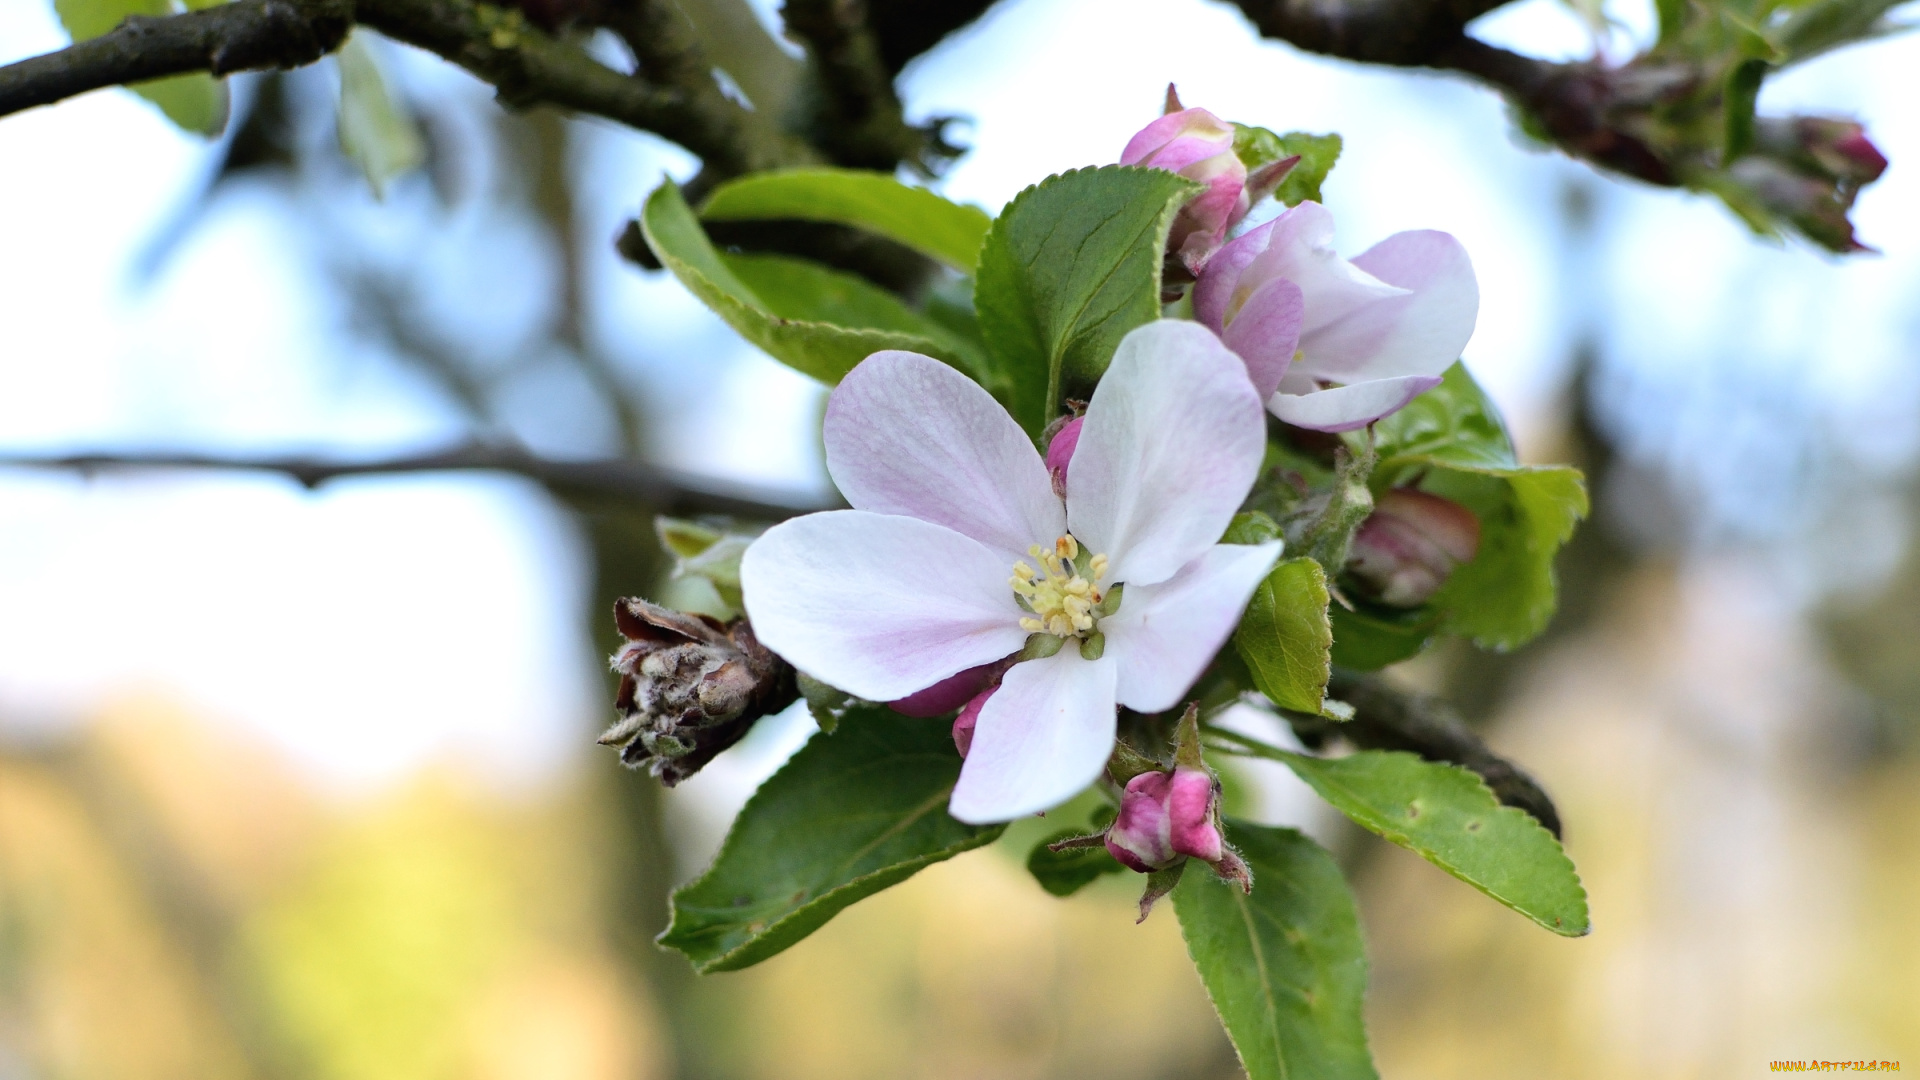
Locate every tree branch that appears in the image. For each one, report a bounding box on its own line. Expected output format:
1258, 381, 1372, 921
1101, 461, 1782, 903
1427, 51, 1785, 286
0, 445, 837, 519
780, 0, 960, 175
0, 0, 351, 117
1224, 0, 1683, 188
0, 0, 821, 179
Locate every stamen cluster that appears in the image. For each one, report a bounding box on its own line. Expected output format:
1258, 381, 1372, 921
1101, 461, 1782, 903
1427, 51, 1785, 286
1011, 534, 1110, 639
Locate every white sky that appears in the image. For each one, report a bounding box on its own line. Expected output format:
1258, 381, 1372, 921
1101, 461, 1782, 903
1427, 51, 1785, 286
0, 0, 1916, 797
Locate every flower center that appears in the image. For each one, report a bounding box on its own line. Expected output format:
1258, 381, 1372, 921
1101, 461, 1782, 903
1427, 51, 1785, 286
1010, 534, 1112, 640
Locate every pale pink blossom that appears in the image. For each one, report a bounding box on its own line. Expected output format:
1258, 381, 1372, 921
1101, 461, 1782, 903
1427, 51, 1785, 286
1121, 108, 1250, 274
740, 321, 1280, 823
1194, 201, 1478, 432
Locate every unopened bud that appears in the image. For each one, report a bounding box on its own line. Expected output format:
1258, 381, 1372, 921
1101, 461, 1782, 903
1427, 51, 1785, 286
1345, 488, 1481, 608
602, 597, 795, 785
1762, 117, 1889, 185
1122, 100, 1250, 277
1044, 416, 1083, 498
1106, 766, 1222, 871
1095, 706, 1251, 919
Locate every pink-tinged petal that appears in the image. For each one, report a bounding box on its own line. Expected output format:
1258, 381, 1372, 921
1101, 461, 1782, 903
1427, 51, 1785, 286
949, 649, 1117, 823
1107, 771, 1176, 871
1100, 541, 1281, 713
1248, 203, 1407, 334
1267, 374, 1442, 433
1045, 416, 1083, 498
1221, 277, 1304, 399
826, 350, 1064, 564
740, 511, 1028, 702
1167, 767, 1223, 861
1142, 135, 1235, 175
1066, 321, 1267, 587
1121, 108, 1232, 166
1296, 230, 1477, 382
1191, 223, 1266, 330
952, 682, 996, 757
889, 659, 1002, 718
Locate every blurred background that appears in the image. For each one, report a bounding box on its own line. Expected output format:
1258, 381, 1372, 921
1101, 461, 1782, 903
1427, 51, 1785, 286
2, 0, 1917, 1076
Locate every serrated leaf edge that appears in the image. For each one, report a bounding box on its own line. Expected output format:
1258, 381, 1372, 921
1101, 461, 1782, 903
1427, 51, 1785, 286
1277, 750, 1592, 937
658, 741, 1004, 972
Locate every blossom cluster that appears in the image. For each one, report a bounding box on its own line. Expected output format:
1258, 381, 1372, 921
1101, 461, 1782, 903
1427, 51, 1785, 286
638, 99, 1492, 895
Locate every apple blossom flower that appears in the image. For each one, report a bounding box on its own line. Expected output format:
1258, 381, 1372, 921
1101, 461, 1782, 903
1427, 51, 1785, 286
1345, 488, 1481, 607
1193, 201, 1479, 432
740, 320, 1281, 824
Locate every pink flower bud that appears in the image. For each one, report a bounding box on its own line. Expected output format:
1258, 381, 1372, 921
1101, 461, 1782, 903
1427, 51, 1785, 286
1795, 118, 1888, 184
889, 660, 997, 717
1044, 416, 1083, 498
1105, 766, 1223, 872
1121, 107, 1250, 274
951, 683, 995, 758
1345, 488, 1481, 607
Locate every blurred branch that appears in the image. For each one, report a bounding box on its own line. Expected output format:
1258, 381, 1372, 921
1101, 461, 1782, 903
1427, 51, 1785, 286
0, 446, 837, 518
1286, 669, 1564, 837
1223, 0, 1902, 250
0, 0, 821, 179
781, 0, 962, 174
0, 0, 350, 117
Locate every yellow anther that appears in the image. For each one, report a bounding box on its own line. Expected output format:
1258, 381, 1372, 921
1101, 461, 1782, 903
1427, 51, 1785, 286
1011, 533, 1114, 644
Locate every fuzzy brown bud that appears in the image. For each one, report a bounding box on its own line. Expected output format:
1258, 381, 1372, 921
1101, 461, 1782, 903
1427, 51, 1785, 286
601, 598, 796, 786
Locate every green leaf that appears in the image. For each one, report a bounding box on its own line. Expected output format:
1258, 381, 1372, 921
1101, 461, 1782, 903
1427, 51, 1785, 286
336, 31, 425, 199
1424, 465, 1587, 650
1372, 362, 1516, 471
1233, 125, 1343, 206
1267, 750, 1590, 936
1235, 557, 1333, 715
1372, 364, 1588, 651
54, 0, 228, 135
640, 181, 969, 385
699, 168, 993, 274
972, 165, 1200, 435
1026, 830, 1124, 897
719, 253, 992, 379
1172, 822, 1377, 1080
1328, 602, 1442, 670
658, 707, 1004, 972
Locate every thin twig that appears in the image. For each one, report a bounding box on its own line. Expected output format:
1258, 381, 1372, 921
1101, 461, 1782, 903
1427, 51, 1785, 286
0, 445, 838, 518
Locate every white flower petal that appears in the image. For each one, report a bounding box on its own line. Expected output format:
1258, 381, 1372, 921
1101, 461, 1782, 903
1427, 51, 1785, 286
1242, 203, 1405, 335
1267, 374, 1443, 433
949, 649, 1118, 823
740, 510, 1028, 701
826, 350, 1064, 563
1295, 230, 1478, 382
1066, 321, 1266, 587
1102, 542, 1282, 713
